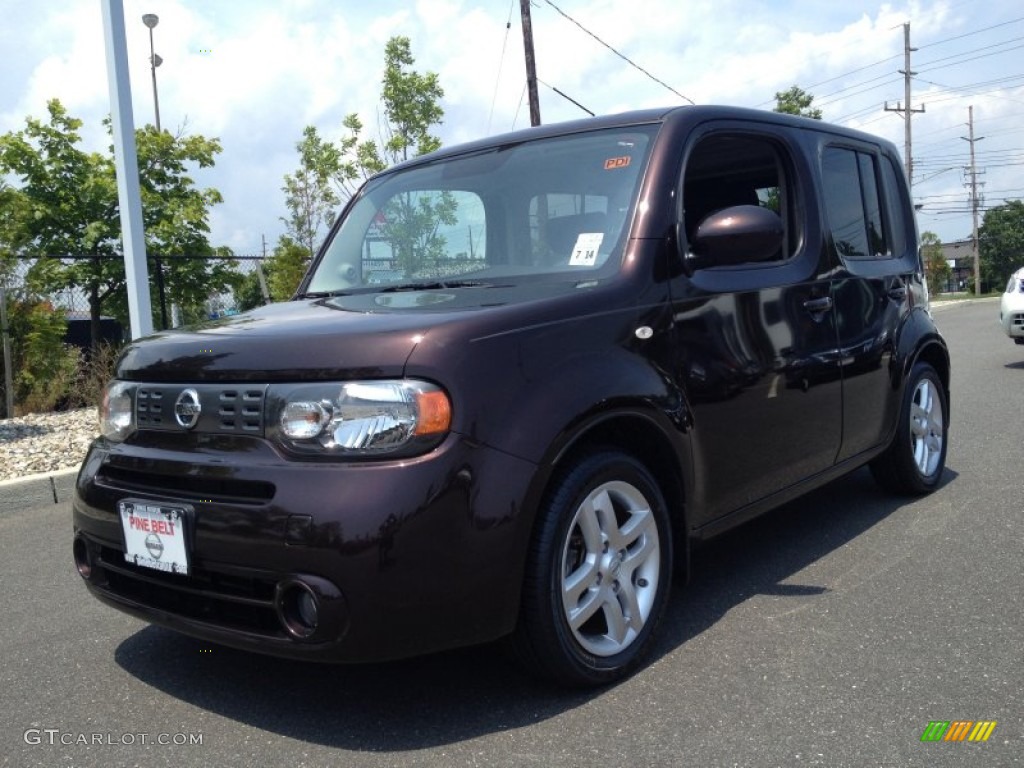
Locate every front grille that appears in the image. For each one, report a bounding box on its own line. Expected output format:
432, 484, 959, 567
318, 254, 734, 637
1012, 313, 1024, 330
97, 545, 284, 636
135, 384, 268, 435
136, 387, 167, 427
216, 389, 264, 433
97, 464, 275, 504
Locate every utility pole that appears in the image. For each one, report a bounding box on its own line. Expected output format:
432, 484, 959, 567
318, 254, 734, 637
520, 0, 541, 126
0, 285, 14, 418
884, 23, 924, 185
963, 105, 984, 296
258, 234, 271, 304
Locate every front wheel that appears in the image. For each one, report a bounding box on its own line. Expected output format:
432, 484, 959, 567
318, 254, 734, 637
511, 451, 673, 686
870, 361, 948, 494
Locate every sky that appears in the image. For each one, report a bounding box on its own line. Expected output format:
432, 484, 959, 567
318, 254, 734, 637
1, 0, 1022, 256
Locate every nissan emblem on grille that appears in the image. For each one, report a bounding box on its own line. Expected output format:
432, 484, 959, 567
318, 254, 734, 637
174, 388, 202, 429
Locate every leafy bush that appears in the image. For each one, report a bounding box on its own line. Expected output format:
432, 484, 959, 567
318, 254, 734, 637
66, 341, 122, 410
3, 299, 79, 415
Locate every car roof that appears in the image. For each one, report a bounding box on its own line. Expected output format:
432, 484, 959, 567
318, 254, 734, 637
380, 105, 901, 178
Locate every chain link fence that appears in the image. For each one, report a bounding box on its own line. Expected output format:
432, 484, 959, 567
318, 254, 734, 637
3, 253, 269, 317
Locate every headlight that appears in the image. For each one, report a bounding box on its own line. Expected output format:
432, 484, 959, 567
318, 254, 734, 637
270, 379, 451, 457
100, 381, 134, 441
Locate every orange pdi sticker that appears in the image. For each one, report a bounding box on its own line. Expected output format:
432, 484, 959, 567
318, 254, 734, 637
604, 156, 631, 170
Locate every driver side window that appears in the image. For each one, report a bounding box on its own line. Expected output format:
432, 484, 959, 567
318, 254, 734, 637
682, 134, 795, 263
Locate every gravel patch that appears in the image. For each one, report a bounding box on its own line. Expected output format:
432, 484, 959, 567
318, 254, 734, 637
0, 408, 98, 482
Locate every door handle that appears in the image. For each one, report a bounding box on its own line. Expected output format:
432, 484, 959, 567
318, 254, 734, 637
803, 296, 833, 313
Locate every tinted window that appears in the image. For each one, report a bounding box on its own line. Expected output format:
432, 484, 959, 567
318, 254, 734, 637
822, 147, 891, 259
857, 154, 886, 256
531, 193, 613, 268
308, 127, 655, 295
682, 134, 795, 262
880, 156, 907, 256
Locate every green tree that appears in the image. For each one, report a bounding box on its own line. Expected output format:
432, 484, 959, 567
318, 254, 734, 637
0, 99, 239, 347
279, 36, 447, 287
283, 35, 445, 220
0, 182, 30, 286
0, 100, 115, 348
921, 231, 951, 295
340, 36, 447, 280
135, 126, 242, 327
773, 85, 823, 119
234, 267, 269, 312
281, 126, 341, 258
378, 36, 444, 164
979, 200, 1024, 291
264, 235, 311, 300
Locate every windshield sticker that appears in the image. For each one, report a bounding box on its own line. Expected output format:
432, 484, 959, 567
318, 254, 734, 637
604, 156, 632, 170
569, 233, 604, 267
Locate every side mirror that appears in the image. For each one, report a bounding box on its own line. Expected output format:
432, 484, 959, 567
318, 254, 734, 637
686, 205, 784, 269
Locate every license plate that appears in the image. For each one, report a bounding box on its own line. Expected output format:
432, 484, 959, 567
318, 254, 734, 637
119, 501, 191, 575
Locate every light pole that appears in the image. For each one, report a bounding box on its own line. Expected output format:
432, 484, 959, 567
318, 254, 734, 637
142, 14, 162, 132
142, 13, 168, 328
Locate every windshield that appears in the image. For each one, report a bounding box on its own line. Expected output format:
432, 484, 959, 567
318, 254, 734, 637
306, 125, 657, 296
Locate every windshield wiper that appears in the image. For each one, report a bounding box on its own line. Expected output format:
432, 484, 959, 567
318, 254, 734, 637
301, 287, 369, 299
377, 280, 491, 293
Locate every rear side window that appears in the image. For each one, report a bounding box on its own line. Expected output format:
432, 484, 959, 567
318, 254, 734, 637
880, 156, 908, 256
822, 147, 892, 259
530, 193, 612, 268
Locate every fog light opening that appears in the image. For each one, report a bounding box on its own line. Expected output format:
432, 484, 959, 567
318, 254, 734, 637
73, 537, 93, 580
279, 582, 319, 639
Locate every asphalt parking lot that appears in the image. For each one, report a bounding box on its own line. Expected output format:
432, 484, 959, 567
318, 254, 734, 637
1, 298, 1019, 768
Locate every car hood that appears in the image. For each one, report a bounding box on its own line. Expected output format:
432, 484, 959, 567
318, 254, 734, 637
115, 299, 462, 382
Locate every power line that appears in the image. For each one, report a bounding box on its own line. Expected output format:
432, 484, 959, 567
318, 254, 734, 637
816, 38, 1024, 110
917, 15, 1024, 50
755, 18, 1024, 109
540, 0, 694, 104
757, 21, 1024, 117
916, 37, 1024, 73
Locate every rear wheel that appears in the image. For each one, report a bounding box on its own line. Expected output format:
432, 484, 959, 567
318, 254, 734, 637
870, 362, 948, 494
511, 451, 672, 686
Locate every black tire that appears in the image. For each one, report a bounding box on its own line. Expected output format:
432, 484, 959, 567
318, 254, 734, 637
510, 450, 673, 687
870, 361, 948, 495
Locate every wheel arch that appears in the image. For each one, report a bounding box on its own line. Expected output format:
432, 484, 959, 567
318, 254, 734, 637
531, 407, 693, 583
896, 308, 951, 403
912, 338, 950, 404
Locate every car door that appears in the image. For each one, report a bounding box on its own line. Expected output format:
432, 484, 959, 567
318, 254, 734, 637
819, 143, 918, 461
669, 126, 843, 525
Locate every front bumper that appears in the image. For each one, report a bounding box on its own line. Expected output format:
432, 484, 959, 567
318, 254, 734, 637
1001, 296, 1024, 339
1003, 311, 1024, 339
72, 431, 538, 662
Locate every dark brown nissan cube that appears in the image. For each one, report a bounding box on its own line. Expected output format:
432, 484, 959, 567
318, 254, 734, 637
73, 106, 950, 686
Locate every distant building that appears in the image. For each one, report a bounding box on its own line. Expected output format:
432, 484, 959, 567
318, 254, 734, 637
938, 239, 974, 293
65, 311, 124, 350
